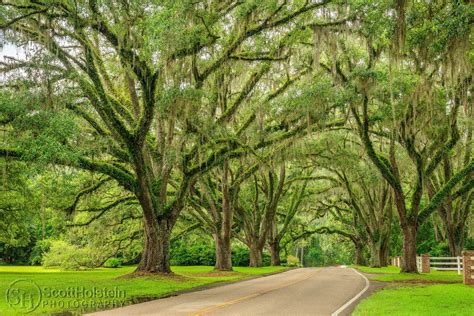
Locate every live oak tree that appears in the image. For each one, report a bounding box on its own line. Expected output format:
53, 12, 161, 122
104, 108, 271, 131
234, 162, 286, 267
427, 122, 473, 256
188, 162, 235, 271
338, 171, 393, 267
0, 0, 336, 273
267, 176, 310, 265
1, 0, 471, 273
314, 133, 393, 267
317, 0, 473, 272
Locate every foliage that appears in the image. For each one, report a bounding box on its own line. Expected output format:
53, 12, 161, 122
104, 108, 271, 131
103, 258, 123, 268
170, 240, 271, 267
0, 0, 471, 282
42, 240, 108, 270
29, 240, 52, 266
171, 240, 216, 266
286, 255, 300, 267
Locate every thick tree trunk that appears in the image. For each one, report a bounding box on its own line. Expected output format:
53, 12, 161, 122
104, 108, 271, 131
354, 242, 364, 265
136, 217, 172, 274
369, 234, 391, 267
214, 160, 233, 271
446, 224, 464, 257
369, 241, 382, 268
249, 243, 263, 267
401, 223, 418, 273
268, 240, 281, 266
214, 235, 232, 271
380, 235, 390, 267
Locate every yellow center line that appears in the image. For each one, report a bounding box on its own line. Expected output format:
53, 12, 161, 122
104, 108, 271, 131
187, 269, 321, 316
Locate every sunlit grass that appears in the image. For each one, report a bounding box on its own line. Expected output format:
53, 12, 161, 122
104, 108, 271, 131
353, 284, 474, 316
352, 265, 470, 315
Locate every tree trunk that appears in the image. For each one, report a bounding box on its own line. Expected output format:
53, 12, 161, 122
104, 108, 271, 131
446, 224, 464, 257
369, 241, 382, 268
214, 235, 232, 271
354, 242, 364, 265
136, 217, 172, 274
249, 243, 263, 267
369, 234, 391, 267
268, 240, 281, 266
380, 235, 390, 267
214, 160, 233, 271
401, 223, 418, 273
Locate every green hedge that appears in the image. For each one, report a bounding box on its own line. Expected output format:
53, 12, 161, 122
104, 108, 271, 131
170, 241, 271, 266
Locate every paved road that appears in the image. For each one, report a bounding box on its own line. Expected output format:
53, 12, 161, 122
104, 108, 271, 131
89, 267, 368, 316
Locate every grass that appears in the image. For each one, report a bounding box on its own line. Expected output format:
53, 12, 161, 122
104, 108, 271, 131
0, 265, 287, 315
353, 284, 474, 316
352, 265, 473, 315
351, 265, 463, 282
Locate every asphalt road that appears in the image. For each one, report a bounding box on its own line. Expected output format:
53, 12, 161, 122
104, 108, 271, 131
88, 267, 369, 316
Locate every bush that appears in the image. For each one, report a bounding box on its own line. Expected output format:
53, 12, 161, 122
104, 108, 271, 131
231, 246, 271, 266
231, 246, 250, 266
170, 241, 272, 266
171, 240, 215, 266
103, 257, 122, 268
42, 240, 107, 270
29, 239, 52, 265
286, 255, 300, 267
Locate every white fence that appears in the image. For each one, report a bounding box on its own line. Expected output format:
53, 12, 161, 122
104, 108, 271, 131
417, 256, 463, 275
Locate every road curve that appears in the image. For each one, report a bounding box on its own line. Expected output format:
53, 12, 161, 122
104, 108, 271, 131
88, 267, 368, 316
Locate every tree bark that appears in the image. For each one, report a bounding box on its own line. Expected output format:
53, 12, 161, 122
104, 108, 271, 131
368, 233, 391, 267
214, 160, 233, 271
136, 217, 172, 273
446, 224, 464, 256
214, 235, 232, 271
380, 235, 390, 266
268, 240, 281, 266
401, 223, 418, 273
249, 243, 263, 267
354, 242, 364, 265
369, 241, 382, 268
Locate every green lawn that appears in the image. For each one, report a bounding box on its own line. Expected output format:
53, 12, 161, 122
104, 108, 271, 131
0, 265, 287, 315
352, 265, 473, 315
351, 265, 462, 282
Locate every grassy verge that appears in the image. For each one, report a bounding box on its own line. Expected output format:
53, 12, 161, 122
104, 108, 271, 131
0, 265, 287, 315
351, 265, 462, 282
352, 265, 473, 315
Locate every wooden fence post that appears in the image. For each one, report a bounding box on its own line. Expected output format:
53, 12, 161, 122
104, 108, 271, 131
421, 253, 430, 273
462, 250, 474, 285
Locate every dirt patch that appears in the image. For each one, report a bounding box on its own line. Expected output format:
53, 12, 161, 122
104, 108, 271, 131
117, 271, 188, 281
364, 272, 388, 278
191, 272, 243, 277
395, 279, 462, 285
131, 296, 161, 304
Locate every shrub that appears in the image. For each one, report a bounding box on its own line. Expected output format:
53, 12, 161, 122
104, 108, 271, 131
42, 240, 108, 270
231, 246, 250, 266
170, 241, 272, 266
29, 239, 52, 265
231, 246, 271, 266
286, 255, 300, 267
171, 240, 215, 266
103, 257, 122, 268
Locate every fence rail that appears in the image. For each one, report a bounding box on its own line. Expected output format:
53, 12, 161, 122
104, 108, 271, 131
416, 255, 463, 275
395, 251, 474, 285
